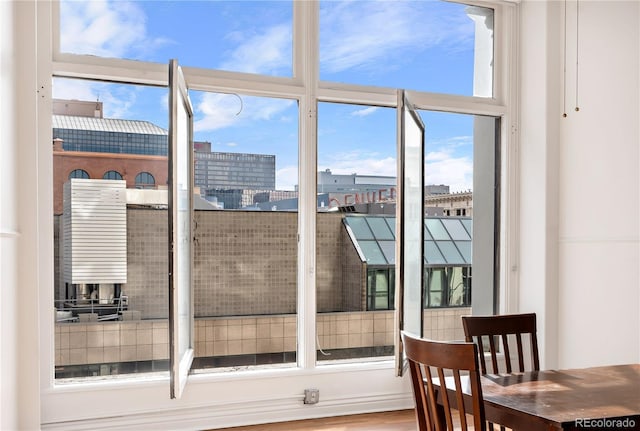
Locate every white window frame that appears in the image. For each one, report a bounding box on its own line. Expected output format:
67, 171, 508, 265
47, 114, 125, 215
36, 1, 520, 428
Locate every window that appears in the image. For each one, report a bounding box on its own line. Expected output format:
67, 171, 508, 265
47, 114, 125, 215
52, 79, 169, 380
425, 267, 471, 308
103, 170, 123, 180
59, 0, 294, 77
367, 268, 395, 311
68, 169, 89, 179
43, 0, 515, 425
189, 90, 299, 371
135, 172, 155, 188
320, 0, 494, 97
316, 103, 396, 363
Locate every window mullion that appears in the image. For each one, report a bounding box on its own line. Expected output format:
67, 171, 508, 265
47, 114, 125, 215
295, 0, 319, 370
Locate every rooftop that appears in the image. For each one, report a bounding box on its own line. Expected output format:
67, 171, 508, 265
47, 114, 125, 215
52, 115, 167, 136
344, 215, 472, 266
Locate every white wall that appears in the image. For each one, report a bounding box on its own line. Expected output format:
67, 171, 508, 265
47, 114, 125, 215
1, 2, 43, 430
519, 0, 640, 368
0, 1, 20, 429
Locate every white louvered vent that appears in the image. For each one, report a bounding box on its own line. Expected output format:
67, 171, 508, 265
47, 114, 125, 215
63, 179, 127, 284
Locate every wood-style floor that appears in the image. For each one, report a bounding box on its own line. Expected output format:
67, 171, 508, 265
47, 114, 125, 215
216, 409, 418, 431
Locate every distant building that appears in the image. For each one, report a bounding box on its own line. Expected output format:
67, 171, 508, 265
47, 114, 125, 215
51, 99, 280, 211
426, 190, 473, 217
195, 144, 276, 192
316, 168, 396, 193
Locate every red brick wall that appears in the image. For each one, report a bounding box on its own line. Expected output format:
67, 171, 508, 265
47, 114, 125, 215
53, 150, 168, 214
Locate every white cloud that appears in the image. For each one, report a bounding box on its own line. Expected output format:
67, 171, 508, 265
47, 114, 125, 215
212, 141, 239, 149
320, 1, 474, 74
194, 93, 294, 132
319, 146, 473, 193
276, 166, 298, 191
52, 78, 139, 120
351, 107, 379, 117
425, 150, 473, 192
60, 0, 169, 58
220, 24, 291, 75
320, 150, 397, 177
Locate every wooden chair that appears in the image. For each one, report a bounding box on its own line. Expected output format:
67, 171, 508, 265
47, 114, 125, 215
461, 313, 540, 375
401, 331, 486, 431
462, 313, 540, 431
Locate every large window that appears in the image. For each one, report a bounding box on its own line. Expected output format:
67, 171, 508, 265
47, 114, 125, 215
59, 0, 294, 77
43, 0, 514, 425
320, 1, 494, 97
189, 90, 299, 371
53, 79, 169, 380
316, 103, 396, 363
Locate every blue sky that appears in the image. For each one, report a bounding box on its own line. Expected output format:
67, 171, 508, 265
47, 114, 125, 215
56, 0, 486, 192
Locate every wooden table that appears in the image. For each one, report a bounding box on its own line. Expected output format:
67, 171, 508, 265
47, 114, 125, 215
438, 364, 640, 431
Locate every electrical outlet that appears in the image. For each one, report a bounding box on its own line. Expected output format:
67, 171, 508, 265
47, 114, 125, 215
304, 388, 320, 404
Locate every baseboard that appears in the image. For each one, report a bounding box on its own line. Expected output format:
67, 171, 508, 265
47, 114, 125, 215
42, 391, 414, 430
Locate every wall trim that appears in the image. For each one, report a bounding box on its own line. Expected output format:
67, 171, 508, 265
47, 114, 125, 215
41, 390, 414, 430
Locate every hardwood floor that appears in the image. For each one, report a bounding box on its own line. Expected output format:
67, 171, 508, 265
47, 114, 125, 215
215, 409, 418, 431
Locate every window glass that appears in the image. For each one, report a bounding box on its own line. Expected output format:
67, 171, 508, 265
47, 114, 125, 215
441, 218, 471, 240
455, 241, 472, 263
367, 217, 394, 240
426, 218, 450, 240
188, 90, 299, 371
317, 102, 396, 363
345, 217, 374, 239
378, 241, 396, 265
59, 0, 293, 77
53, 79, 169, 381
425, 241, 446, 265
69, 169, 89, 179
436, 241, 464, 265
374, 272, 389, 309
320, 0, 494, 97
103, 170, 123, 180
420, 110, 499, 332
427, 268, 444, 307
359, 241, 386, 265
448, 267, 467, 307
135, 172, 155, 188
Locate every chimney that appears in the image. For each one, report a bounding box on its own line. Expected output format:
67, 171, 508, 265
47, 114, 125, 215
53, 138, 64, 152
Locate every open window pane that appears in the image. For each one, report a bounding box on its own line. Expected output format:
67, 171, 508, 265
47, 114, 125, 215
168, 60, 194, 399
316, 102, 396, 364
53, 79, 170, 381
59, 1, 293, 77
320, 1, 494, 97
397, 90, 425, 339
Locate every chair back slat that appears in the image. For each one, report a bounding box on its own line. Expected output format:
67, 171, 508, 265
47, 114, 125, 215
402, 331, 486, 431
437, 368, 454, 431
515, 333, 525, 372
488, 334, 499, 374
476, 336, 488, 374
501, 334, 512, 373
409, 361, 430, 431
462, 313, 540, 375
531, 332, 540, 371
453, 371, 468, 430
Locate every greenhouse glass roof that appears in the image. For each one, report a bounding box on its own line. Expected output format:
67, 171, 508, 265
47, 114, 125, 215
343, 215, 472, 267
